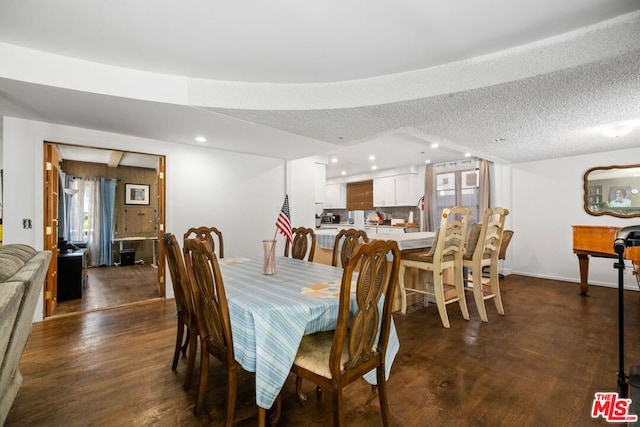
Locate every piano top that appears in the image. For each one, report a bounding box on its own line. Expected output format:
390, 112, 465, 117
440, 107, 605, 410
572, 224, 640, 263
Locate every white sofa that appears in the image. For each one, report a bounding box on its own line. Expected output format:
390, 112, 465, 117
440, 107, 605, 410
0, 244, 51, 426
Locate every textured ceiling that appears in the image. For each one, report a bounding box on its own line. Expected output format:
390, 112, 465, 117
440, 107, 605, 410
0, 2, 639, 179
210, 50, 640, 165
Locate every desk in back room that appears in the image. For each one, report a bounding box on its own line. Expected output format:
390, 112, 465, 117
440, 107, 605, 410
572, 225, 640, 295
111, 236, 158, 267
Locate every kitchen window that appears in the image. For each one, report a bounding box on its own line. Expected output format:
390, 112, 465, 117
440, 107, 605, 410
432, 159, 480, 229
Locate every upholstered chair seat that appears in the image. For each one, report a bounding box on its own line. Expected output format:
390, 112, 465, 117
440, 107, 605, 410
293, 331, 350, 379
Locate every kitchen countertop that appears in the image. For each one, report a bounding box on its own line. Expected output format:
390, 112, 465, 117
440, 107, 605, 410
315, 229, 434, 252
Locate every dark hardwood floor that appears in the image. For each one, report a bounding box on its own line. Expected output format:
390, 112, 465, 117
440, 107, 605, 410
7, 274, 640, 426
53, 264, 159, 316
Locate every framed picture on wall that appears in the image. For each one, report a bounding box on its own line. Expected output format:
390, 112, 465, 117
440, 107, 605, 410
125, 183, 150, 205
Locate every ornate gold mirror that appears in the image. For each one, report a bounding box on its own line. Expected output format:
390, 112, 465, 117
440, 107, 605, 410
584, 164, 640, 218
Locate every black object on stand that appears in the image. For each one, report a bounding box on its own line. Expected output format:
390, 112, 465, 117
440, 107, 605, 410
613, 226, 640, 402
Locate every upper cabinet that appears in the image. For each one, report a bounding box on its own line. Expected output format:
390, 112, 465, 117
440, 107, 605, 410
373, 174, 419, 207
314, 163, 326, 204
373, 177, 395, 207
325, 183, 346, 208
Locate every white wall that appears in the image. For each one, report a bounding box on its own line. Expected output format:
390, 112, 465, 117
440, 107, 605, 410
507, 146, 640, 290
2, 117, 316, 320
287, 157, 318, 231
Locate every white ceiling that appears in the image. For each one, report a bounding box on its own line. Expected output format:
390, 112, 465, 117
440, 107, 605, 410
0, 1, 639, 178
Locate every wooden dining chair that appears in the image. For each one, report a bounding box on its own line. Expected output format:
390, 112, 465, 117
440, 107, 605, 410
461, 207, 509, 322
183, 237, 278, 426
397, 206, 471, 328
184, 226, 224, 259
284, 226, 316, 261
331, 228, 369, 268
163, 233, 199, 391
291, 239, 401, 426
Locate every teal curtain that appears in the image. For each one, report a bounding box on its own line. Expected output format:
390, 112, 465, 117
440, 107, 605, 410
98, 178, 116, 266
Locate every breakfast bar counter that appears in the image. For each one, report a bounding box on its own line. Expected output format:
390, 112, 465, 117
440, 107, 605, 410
314, 229, 435, 312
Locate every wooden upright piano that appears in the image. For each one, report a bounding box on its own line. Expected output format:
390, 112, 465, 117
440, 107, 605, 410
572, 225, 640, 295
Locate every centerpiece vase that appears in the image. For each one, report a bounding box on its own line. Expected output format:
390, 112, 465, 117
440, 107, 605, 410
262, 240, 276, 275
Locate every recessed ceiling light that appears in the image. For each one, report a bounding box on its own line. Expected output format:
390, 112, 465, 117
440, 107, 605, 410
430, 143, 438, 148
603, 124, 633, 138
341, 171, 346, 175
195, 136, 206, 143
464, 153, 472, 157
331, 157, 338, 163
371, 165, 377, 170
424, 159, 431, 164
369, 155, 375, 161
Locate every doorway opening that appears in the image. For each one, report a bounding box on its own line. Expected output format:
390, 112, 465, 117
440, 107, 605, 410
43, 142, 166, 318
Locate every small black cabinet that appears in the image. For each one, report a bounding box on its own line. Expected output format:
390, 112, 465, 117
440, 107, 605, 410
57, 250, 87, 301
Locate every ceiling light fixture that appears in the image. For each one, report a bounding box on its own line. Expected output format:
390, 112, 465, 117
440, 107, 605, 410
371, 165, 377, 170
464, 153, 472, 157
368, 155, 375, 161
424, 159, 431, 164
603, 123, 633, 138
341, 171, 346, 175
195, 136, 207, 142
430, 143, 439, 148
331, 157, 338, 163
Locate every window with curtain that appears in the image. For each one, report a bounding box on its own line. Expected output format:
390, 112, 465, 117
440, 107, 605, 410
67, 177, 116, 266
432, 159, 480, 229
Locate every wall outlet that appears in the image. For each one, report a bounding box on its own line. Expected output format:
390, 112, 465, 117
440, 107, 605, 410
22, 218, 32, 229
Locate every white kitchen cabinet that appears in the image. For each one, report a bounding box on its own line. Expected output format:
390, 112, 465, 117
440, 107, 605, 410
373, 174, 417, 207
373, 177, 395, 207
314, 163, 326, 203
394, 174, 413, 205
324, 183, 346, 208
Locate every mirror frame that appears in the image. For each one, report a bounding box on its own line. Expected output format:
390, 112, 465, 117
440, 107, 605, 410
583, 164, 640, 218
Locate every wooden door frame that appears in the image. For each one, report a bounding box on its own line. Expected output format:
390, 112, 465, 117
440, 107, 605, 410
42, 142, 167, 318
43, 143, 60, 317
156, 155, 166, 296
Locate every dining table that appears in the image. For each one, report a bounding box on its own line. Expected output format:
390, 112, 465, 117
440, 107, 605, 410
218, 255, 400, 411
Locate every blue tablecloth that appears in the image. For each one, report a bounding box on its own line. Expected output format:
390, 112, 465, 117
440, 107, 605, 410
219, 256, 400, 409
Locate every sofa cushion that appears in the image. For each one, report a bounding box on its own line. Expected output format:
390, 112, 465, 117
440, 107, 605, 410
0, 248, 51, 427
0, 245, 37, 282
0, 283, 24, 372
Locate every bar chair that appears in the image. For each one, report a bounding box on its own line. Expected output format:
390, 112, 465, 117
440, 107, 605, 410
462, 207, 510, 322
397, 206, 471, 328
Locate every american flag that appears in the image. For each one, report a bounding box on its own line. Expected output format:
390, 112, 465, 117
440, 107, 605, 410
276, 195, 293, 243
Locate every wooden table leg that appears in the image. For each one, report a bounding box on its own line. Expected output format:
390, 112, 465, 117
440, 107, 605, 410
577, 253, 589, 296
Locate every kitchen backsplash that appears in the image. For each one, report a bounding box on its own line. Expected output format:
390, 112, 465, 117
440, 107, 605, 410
322, 206, 420, 224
